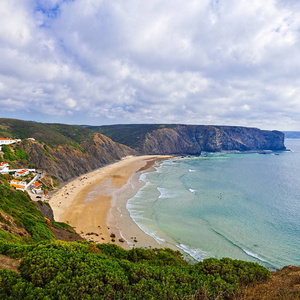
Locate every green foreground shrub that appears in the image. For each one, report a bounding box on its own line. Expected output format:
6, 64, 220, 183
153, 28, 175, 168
0, 241, 270, 300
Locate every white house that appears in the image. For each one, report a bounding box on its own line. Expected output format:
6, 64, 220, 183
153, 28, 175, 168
0, 138, 19, 145
0, 162, 9, 173
31, 181, 43, 194
10, 179, 27, 191
0, 138, 21, 151
0, 162, 9, 169
14, 169, 30, 177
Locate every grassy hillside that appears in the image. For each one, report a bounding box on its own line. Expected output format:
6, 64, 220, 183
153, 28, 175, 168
85, 124, 177, 148
0, 118, 90, 149
0, 176, 81, 245
0, 175, 54, 244
0, 119, 135, 183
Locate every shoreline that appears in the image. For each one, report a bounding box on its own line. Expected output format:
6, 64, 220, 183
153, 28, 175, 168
48, 155, 176, 249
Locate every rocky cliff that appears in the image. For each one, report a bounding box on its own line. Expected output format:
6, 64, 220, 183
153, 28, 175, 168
0, 119, 135, 183
0, 119, 286, 183
141, 126, 286, 154
18, 134, 134, 182
88, 124, 286, 155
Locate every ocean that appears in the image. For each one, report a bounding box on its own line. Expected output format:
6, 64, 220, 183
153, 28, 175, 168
126, 139, 300, 269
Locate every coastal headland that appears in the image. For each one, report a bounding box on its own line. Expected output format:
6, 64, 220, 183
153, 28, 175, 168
49, 155, 175, 249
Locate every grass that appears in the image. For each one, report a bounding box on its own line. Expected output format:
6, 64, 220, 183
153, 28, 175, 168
0, 177, 55, 244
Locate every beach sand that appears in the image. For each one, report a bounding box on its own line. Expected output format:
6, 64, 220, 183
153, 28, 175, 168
49, 155, 178, 250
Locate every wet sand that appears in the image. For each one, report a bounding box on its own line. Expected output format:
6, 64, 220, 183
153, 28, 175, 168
49, 155, 176, 249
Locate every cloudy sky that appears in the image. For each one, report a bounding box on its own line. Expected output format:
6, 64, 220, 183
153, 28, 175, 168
0, 0, 300, 130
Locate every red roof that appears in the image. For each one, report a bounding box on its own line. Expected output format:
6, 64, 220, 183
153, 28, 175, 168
11, 179, 21, 184
16, 169, 28, 174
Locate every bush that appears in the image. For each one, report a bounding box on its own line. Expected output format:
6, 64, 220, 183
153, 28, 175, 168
0, 242, 271, 299
0, 179, 55, 244
2, 145, 28, 162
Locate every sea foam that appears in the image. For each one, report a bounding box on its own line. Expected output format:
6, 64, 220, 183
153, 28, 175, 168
176, 244, 209, 261
188, 189, 197, 194
243, 249, 267, 262
157, 187, 175, 199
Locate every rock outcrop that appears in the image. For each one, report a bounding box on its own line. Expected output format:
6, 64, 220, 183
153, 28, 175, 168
18, 133, 135, 182
87, 124, 286, 155
0, 119, 286, 183
111, 125, 286, 155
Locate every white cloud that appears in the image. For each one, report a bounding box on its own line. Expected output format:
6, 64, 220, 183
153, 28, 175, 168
0, 0, 300, 129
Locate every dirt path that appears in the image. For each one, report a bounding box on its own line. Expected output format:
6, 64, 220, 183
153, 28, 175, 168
0, 254, 21, 273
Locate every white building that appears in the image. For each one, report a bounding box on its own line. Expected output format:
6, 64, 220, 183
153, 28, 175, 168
14, 169, 30, 177
31, 182, 43, 194
10, 179, 27, 191
0, 162, 9, 169
0, 138, 21, 151
0, 138, 20, 145
0, 162, 9, 173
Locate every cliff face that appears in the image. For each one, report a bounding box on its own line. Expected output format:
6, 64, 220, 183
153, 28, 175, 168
132, 125, 285, 154
0, 119, 136, 183
0, 119, 286, 182
140, 127, 201, 155
19, 133, 135, 182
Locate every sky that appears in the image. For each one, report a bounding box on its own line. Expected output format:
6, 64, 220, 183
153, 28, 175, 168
0, 0, 300, 130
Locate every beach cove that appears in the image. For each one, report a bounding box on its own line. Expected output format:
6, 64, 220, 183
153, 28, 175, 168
49, 155, 176, 250
48, 140, 300, 269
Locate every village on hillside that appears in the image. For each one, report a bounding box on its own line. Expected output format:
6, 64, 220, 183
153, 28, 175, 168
0, 137, 43, 201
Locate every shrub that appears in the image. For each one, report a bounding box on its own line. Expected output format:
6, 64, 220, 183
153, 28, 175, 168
0, 242, 271, 299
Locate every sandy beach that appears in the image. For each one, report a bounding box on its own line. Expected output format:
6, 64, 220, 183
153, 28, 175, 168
49, 155, 177, 249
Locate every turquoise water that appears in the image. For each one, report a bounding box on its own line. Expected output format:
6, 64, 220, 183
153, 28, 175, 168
127, 139, 300, 269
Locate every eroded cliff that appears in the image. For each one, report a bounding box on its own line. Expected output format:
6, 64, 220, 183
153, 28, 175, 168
0, 119, 286, 183
18, 134, 135, 182
89, 124, 286, 155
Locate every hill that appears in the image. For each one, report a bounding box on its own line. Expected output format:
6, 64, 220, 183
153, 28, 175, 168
0, 175, 82, 245
85, 124, 286, 155
0, 119, 135, 183
0, 120, 286, 184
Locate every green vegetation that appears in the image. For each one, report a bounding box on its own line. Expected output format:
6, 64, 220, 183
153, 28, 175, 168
0, 176, 271, 299
46, 123, 95, 145
0, 177, 55, 244
2, 145, 28, 162
0, 118, 92, 149
86, 124, 177, 148
0, 119, 70, 147
0, 228, 24, 244
51, 221, 75, 232
0, 241, 270, 299
0, 119, 98, 158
